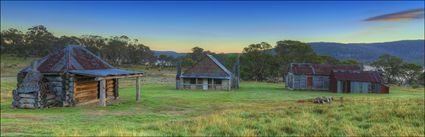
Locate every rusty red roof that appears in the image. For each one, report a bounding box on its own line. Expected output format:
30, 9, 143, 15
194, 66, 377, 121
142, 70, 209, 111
180, 54, 232, 79
21, 45, 113, 73
332, 70, 383, 83
289, 63, 361, 75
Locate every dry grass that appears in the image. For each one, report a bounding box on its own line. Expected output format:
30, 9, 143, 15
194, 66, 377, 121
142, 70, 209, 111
1, 54, 424, 136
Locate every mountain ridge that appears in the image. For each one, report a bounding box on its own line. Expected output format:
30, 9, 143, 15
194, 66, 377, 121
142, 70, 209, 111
153, 40, 425, 65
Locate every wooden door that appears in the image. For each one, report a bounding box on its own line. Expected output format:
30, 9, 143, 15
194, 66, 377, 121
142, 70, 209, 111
307, 76, 313, 89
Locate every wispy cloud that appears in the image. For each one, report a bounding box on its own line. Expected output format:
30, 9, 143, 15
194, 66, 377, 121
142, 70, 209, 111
365, 8, 424, 21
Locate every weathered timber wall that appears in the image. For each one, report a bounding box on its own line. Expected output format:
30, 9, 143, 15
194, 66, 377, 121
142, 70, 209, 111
74, 76, 99, 104
44, 75, 64, 107
12, 72, 46, 108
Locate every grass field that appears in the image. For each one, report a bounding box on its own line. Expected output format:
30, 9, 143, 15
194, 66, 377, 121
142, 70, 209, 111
1, 54, 424, 136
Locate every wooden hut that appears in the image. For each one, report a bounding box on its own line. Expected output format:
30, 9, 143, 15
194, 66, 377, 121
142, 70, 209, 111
330, 70, 389, 93
12, 45, 144, 109
176, 54, 239, 90
285, 63, 361, 90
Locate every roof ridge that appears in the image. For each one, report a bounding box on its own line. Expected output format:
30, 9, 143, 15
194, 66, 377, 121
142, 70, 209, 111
207, 54, 233, 77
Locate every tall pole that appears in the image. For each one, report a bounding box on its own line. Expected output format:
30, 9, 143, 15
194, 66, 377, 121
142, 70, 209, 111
99, 79, 106, 106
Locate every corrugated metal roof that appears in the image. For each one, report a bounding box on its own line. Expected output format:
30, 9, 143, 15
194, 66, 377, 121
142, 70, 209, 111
179, 54, 232, 79
207, 54, 233, 77
180, 75, 230, 79
21, 45, 113, 73
333, 71, 383, 83
20, 45, 144, 77
290, 63, 361, 75
69, 69, 144, 77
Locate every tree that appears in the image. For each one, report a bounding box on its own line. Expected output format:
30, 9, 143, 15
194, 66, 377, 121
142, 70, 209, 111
400, 63, 422, 85
79, 35, 107, 53
180, 46, 214, 67
25, 25, 57, 56
55, 36, 81, 51
371, 54, 403, 84
0, 28, 26, 55
240, 42, 277, 81
214, 53, 239, 72
190, 46, 205, 62
274, 40, 321, 79
339, 59, 359, 65
319, 55, 340, 64
418, 72, 425, 87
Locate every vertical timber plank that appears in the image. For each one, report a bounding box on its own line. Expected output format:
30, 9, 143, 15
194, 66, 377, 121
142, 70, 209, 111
114, 78, 119, 99
228, 79, 231, 91
212, 79, 215, 90
136, 77, 141, 101
99, 79, 106, 106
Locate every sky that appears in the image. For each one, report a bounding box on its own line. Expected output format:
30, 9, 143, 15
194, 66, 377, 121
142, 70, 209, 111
1, 1, 424, 53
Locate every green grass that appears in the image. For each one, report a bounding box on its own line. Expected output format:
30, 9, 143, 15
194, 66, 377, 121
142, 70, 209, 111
1, 54, 39, 77
1, 79, 424, 136
1, 54, 424, 136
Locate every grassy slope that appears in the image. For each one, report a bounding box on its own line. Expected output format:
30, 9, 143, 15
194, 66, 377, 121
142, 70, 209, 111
1, 54, 424, 136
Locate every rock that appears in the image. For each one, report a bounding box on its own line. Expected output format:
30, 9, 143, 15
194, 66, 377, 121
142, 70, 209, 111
19, 94, 37, 98
19, 98, 36, 104
18, 103, 36, 109
313, 96, 333, 104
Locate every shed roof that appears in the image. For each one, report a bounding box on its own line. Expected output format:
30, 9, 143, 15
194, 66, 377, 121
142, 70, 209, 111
21, 45, 143, 77
69, 69, 143, 77
332, 70, 383, 83
179, 54, 233, 79
289, 63, 361, 75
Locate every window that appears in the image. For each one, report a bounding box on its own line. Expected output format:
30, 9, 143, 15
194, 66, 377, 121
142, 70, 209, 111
214, 79, 222, 84
190, 79, 196, 84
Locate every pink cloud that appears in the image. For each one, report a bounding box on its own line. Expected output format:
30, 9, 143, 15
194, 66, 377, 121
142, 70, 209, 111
365, 8, 424, 21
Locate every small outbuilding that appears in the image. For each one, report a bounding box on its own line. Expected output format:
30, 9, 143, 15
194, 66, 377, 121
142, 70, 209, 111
12, 45, 144, 109
330, 70, 389, 93
176, 54, 239, 90
285, 63, 389, 93
285, 63, 361, 90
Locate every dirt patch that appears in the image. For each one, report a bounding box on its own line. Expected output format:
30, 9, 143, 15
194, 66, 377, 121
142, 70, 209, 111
84, 110, 107, 116
1, 123, 38, 127
297, 99, 307, 103
1, 129, 21, 134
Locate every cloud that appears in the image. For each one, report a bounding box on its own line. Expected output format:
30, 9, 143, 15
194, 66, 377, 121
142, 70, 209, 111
365, 8, 424, 21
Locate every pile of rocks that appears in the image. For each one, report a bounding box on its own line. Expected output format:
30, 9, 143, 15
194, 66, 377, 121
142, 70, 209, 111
313, 96, 334, 104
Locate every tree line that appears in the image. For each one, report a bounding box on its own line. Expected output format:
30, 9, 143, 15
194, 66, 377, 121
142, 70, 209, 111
1, 25, 161, 65
180, 41, 423, 87
1, 25, 423, 87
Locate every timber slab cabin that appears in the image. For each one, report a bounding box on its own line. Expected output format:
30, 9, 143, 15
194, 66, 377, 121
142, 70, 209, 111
12, 45, 144, 109
286, 63, 389, 93
176, 54, 239, 90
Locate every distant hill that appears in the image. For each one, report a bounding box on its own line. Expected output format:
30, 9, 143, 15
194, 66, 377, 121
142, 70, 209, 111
309, 40, 424, 65
153, 51, 186, 57
153, 40, 424, 65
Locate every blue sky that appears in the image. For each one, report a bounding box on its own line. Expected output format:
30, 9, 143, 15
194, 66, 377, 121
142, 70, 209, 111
1, 1, 424, 52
